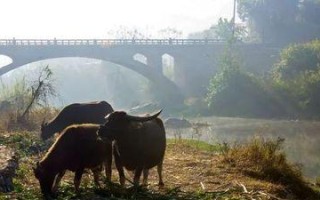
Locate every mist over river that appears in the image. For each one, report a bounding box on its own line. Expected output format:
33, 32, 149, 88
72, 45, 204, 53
165, 116, 320, 180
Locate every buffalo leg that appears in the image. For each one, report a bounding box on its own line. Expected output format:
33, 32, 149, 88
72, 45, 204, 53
114, 146, 125, 186
52, 170, 66, 193
157, 161, 164, 186
91, 166, 102, 188
74, 169, 84, 194
105, 146, 112, 182
142, 169, 149, 185
133, 167, 143, 186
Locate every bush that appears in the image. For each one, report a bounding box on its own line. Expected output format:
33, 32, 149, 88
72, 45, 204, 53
271, 40, 320, 118
223, 137, 319, 199
273, 40, 320, 81
206, 65, 284, 118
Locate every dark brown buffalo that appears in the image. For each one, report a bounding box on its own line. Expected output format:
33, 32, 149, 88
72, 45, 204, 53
98, 110, 166, 186
41, 101, 113, 140
34, 124, 112, 198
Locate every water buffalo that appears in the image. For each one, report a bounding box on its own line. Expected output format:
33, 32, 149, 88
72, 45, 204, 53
98, 110, 166, 186
33, 124, 112, 198
40, 101, 113, 140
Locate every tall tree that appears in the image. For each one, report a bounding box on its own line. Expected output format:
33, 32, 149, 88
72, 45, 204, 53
238, 0, 320, 45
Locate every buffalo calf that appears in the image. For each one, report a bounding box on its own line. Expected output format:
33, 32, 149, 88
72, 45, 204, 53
34, 124, 112, 198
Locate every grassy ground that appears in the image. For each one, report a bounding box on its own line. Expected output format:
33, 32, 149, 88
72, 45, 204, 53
0, 131, 319, 200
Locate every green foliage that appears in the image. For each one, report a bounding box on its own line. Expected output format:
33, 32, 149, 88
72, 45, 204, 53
273, 40, 320, 81
206, 46, 283, 118
272, 40, 320, 118
237, 0, 320, 44
13, 163, 42, 200
214, 18, 247, 42
203, 39, 320, 119
0, 131, 48, 157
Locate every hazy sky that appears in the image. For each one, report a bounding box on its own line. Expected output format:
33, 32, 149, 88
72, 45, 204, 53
0, 0, 236, 39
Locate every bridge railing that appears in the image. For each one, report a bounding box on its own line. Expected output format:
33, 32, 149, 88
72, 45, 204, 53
0, 39, 225, 46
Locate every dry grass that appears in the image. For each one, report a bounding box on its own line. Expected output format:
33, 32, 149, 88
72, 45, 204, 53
0, 107, 59, 132
222, 137, 319, 199
2, 131, 317, 199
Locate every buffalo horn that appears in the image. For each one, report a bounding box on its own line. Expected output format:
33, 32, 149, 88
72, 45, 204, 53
126, 109, 162, 122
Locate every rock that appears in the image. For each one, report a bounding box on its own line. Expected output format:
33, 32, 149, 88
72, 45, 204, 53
0, 145, 19, 193
164, 118, 192, 129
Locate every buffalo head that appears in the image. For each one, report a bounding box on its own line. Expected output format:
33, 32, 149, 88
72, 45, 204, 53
40, 120, 51, 140
98, 110, 162, 139
33, 162, 56, 198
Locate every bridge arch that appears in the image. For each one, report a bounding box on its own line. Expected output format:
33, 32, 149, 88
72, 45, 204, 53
0, 53, 184, 106
2, 38, 269, 103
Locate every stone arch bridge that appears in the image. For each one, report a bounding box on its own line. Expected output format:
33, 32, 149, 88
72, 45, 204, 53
0, 39, 278, 105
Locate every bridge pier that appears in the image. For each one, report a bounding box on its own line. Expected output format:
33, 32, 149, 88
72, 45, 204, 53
144, 53, 163, 74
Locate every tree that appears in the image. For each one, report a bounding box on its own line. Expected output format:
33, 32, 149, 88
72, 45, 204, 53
272, 40, 320, 81
237, 0, 320, 44
157, 27, 183, 39
205, 38, 283, 118
19, 65, 56, 121
187, 18, 247, 41
0, 66, 56, 125
214, 18, 247, 41
271, 40, 320, 118
106, 26, 151, 39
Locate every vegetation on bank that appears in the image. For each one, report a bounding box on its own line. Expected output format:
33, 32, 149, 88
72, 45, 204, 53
205, 39, 320, 119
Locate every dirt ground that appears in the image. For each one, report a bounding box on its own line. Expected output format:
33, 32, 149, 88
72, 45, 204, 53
143, 141, 285, 199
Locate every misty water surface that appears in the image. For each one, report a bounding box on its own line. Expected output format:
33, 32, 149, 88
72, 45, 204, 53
165, 116, 320, 180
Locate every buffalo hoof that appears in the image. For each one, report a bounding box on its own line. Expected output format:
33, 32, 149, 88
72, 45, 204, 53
44, 193, 56, 200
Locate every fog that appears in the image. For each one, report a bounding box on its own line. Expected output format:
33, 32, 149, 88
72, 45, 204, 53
0, 0, 237, 39
0, 59, 154, 110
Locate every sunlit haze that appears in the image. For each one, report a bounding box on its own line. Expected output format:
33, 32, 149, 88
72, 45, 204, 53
0, 0, 236, 39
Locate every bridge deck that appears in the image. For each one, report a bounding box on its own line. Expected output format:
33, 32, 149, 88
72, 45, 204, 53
0, 39, 225, 46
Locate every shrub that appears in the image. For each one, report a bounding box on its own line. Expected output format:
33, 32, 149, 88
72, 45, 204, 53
223, 137, 319, 199
271, 40, 320, 118
206, 65, 284, 118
